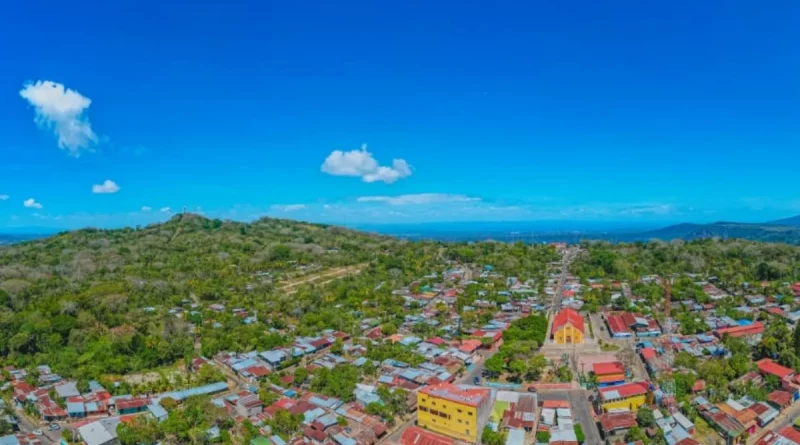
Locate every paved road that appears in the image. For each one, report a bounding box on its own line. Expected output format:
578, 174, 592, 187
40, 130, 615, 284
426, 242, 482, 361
551, 250, 572, 313
15, 409, 59, 445
537, 390, 601, 445
750, 401, 800, 444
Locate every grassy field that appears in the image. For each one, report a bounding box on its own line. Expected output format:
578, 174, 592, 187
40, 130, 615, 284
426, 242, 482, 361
491, 400, 510, 422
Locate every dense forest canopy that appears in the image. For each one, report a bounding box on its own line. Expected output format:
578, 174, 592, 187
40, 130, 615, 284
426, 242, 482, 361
571, 238, 800, 285
0, 214, 558, 379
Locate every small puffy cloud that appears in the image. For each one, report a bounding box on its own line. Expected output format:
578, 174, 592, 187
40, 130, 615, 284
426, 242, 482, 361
160, 207, 171, 213
321, 144, 412, 184
271, 204, 307, 212
92, 179, 120, 194
357, 193, 480, 206
19, 80, 99, 156
24, 198, 43, 209
0, 194, 9, 201
141, 206, 152, 212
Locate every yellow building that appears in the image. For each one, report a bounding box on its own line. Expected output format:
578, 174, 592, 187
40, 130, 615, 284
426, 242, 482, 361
598, 381, 650, 412
551, 308, 585, 344
417, 382, 492, 443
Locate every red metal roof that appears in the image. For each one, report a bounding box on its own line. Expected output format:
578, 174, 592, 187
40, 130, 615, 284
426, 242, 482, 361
756, 359, 794, 380
599, 412, 637, 432
542, 400, 570, 409
640, 347, 657, 360
767, 390, 792, 407
458, 339, 482, 354
779, 427, 800, 445
606, 314, 630, 334
399, 427, 455, 445
592, 362, 625, 376
621, 312, 637, 327
116, 398, 150, 410
304, 426, 328, 442
552, 308, 584, 334
599, 381, 650, 400
426, 337, 445, 346
420, 382, 490, 408
715, 322, 764, 338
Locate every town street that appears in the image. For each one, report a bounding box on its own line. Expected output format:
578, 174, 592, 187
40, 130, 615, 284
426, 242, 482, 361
537, 390, 601, 445
14, 409, 59, 445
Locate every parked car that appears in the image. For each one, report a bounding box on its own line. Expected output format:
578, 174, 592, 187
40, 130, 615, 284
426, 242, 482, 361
48, 423, 61, 431
473, 376, 481, 385
32, 430, 43, 436
527, 387, 537, 393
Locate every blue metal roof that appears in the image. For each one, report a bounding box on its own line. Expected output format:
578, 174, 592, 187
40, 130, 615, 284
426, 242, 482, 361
164, 381, 228, 401
67, 402, 85, 413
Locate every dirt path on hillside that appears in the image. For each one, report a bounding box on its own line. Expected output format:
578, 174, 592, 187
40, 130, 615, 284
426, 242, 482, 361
278, 263, 367, 294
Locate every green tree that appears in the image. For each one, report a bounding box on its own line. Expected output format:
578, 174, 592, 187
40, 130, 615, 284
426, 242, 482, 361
525, 355, 547, 381
484, 354, 506, 377
481, 427, 506, 445
293, 367, 309, 385
271, 409, 302, 437
637, 406, 655, 428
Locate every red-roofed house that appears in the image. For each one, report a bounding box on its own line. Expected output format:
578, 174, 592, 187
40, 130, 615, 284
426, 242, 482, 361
766, 390, 792, 410
542, 400, 570, 409
426, 337, 446, 346
399, 426, 455, 445
714, 322, 765, 340
598, 381, 650, 412
605, 314, 632, 338
592, 362, 626, 386
552, 308, 584, 345
599, 412, 637, 436
756, 359, 795, 380
458, 339, 482, 354
640, 347, 657, 361
778, 426, 800, 445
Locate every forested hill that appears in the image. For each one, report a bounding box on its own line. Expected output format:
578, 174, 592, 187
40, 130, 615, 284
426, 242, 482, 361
0, 214, 395, 374
0, 213, 560, 379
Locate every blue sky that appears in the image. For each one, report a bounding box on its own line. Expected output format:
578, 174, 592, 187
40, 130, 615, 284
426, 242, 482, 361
2, 0, 800, 230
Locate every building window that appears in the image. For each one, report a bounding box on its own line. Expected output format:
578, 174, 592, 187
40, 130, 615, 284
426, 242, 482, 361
457, 409, 462, 413
466, 430, 470, 436
419, 407, 428, 412
458, 419, 462, 424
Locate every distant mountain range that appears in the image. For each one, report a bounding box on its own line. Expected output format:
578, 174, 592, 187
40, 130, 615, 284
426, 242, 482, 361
371, 214, 800, 244
616, 220, 800, 243
3, 214, 800, 246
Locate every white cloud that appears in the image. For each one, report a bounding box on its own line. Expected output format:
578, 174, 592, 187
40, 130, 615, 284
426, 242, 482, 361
321, 144, 412, 184
618, 204, 675, 216
92, 179, 120, 194
271, 204, 307, 212
24, 198, 43, 209
357, 193, 480, 206
160, 207, 171, 213
19, 80, 99, 156
0, 195, 8, 201
141, 206, 152, 212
